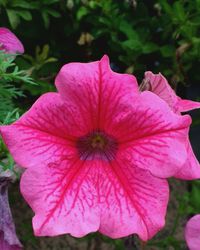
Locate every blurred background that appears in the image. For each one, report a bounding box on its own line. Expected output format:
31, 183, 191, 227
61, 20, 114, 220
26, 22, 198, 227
0, 0, 200, 249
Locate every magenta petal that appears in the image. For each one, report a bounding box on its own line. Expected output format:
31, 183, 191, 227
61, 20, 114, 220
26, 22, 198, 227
20, 157, 169, 240
142, 72, 200, 179
20, 161, 100, 237
185, 214, 200, 250
0, 27, 24, 54
0, 93, 85, 169
143, 71, 178, 112
98, 162, 169, 241
55, 55, 139, 129
174, 139, 200, 180
177, 98, 200, 113
109, 91, 191, 178
143, 71, 200, 113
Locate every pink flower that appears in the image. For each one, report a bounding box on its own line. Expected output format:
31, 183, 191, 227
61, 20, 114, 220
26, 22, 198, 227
0, 170, 22, 250
141, 71, 200, 114
141, 71, 200, 180
185, 214, 200, 250
0, 27, 24, 54
0, 56, 192, 240
0, 232, 21, 250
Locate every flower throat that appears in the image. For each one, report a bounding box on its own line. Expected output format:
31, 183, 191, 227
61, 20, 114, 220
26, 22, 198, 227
76, 130, 118, 161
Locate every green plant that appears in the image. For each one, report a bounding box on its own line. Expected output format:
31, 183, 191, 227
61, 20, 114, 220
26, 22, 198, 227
0, 51, 34, 122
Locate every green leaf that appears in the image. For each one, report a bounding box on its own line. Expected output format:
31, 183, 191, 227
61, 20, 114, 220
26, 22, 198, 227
88, 1, 98, 9
0, 0, 7, 7
42, 11, 50, 28
23, 54, 34, 63
11, 0, 37, 9
160, 45, 175, 57
46, 9, 61, 18
76, 6, 88, 21
122, 39, 142, 51
6, 9, 20, 29
196, 0, 200, 9
160, 0, 173, 16
40, 44, 49, 60
142, 43, 158, 54
192, 37, 200, 45
42, 0, 60, 5
16, 10, 32, 21
45, 57, 57, 63
119, 21, 139, 41
190, 183, 200, 212
173, 2, 186, 22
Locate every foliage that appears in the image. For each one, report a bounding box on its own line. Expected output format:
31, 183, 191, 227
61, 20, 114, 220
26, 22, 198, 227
0, 50, 35, 176
1, 0, 200, 86
0, 0, 61, 29
0, 51, 34, 122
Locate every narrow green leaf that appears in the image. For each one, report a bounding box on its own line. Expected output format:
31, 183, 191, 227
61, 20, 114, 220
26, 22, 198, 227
16, 10, 32, 21
6, 9, 20, 29
42, 11, 50, 28
12, 0, 37, 9
76, 6, 88, 21
46, 9, 61, 18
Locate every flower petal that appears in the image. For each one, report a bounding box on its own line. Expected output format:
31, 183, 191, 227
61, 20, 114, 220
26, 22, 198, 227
20, 156, 168, 241
97, 158, 169, 241
0, 93, 86, 169
174, 139, 200, 180
143, 71, 200, 113
107, 91, 191, 178
177, 98, 200, 113
0, 178, 22, 250
142, 71, 178, 112
55, 55, 139, 130
185, 214, 200, 250
142, 72, 200, 179
0, 232, 21, 250
0, 27, 24, 54
20, 160, 100, 237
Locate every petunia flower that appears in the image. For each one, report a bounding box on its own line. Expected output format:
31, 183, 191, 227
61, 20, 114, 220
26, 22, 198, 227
0, 27, 24, 54
141, 71, 200, 180
185, 214, 200, 250
141, 71, 200, 114
0, 56, 192, 241
0, 167, 22, 250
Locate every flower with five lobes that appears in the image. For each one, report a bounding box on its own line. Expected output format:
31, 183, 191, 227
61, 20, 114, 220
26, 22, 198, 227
0, 55, 199, 241
0, 27, 24, 54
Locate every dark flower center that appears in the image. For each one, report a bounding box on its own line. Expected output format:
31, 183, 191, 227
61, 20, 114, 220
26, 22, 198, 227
76, 130, 118, 161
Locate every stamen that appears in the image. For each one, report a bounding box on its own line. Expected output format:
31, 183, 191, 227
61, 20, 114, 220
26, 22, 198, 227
76, 130, 118, 161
